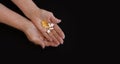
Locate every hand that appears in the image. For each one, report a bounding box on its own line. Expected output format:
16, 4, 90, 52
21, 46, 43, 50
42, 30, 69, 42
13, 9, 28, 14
25, 8, 65, 44
11, 0, 65, 44
23, 21, 63, 48
0, 4, 64, 48
23, 8, 65, 45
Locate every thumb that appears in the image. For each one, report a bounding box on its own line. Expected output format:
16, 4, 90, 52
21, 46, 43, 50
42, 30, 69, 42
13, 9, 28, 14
50, 16, 61, 23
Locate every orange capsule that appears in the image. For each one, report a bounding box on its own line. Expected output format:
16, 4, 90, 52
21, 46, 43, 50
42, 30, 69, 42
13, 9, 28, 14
41, 21, 49, 28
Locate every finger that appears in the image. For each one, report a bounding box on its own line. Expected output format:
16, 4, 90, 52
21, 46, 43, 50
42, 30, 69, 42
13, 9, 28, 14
51, 30, 64, 44
37, 39, 45, 48
44, 40, 49, 47
25, 30, 45, 48
44, 40, 59, 47
50, 15, 61, 23
30, 37, 45, 48
34, 27, 46, 48
35, 31, 51, 48
34, 36, 45, 48
54, 24, 65, 39
48, 31, 60, 45
41, 30, 53, 41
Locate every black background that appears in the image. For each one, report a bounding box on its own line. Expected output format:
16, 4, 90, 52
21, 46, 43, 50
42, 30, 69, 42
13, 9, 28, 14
0, 0, 84, 62
0, 0, 112, 63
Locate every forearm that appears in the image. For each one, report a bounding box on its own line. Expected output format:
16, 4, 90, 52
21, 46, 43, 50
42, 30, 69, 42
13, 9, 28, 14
11, 0, 39, 19
0, 4, 30, 31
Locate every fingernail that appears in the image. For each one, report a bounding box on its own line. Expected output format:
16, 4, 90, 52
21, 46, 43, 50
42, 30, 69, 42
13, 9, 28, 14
54, 44, 59, 47
62, 35, 65, 39
61, 41, 64, 44
42, 45, 45, 49
57, 19, 61, 23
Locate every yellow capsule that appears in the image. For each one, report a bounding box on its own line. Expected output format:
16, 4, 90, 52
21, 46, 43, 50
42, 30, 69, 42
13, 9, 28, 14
41, 21, 49, 28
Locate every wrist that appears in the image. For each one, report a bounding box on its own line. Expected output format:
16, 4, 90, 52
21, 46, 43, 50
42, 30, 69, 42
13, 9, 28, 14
12, 0, 39, 19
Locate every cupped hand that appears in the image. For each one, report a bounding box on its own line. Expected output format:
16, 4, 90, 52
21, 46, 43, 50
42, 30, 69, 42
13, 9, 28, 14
11, 0, 65, 47
26, 9, 65, 44
24, 21, 64, 48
